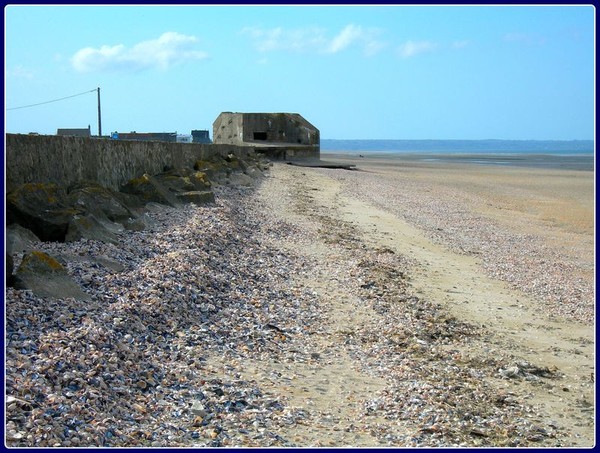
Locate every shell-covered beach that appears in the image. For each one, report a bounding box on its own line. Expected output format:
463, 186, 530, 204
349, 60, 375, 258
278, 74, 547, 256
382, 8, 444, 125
5, 157, 595, 447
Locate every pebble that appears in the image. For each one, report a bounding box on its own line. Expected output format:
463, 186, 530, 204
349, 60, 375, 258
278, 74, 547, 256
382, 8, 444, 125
4, 171, 588, 448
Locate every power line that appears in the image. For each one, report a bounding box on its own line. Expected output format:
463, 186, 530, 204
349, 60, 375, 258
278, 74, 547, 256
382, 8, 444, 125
6, 88, 98, 111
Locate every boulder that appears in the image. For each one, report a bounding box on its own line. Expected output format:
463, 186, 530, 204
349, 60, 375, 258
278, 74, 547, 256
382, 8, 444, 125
227, 173, 256, 187
67, 181, 137, 223
224, 153, 242, 171
13, 251, 91, 301
190, 172, 212, 190
175, 191, 216, 205
124, 214, 155, 232
65, 213, 120, 244
244, 165, 263, 179
112, 191, 147, 215
120, 174, 180, 208
6, 183, 82, 242
193, 160, 227, 180
6, 224, 41, 256
53, 252, 125, 273
6, 253, 15, 287
154, 173, 197, 193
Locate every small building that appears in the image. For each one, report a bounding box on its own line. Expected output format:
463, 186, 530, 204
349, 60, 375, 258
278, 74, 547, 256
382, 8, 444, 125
176, 134, 193, 143
57, 125, 91, 137
192, 129, 211, 144
212, 112, 319, 159
111, 131, 177, 142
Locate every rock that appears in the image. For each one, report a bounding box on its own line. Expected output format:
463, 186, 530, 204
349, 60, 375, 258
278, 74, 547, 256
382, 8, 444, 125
93, 256, 126, 272
124, 213, 156, 232
191, 401, 207, 417
244, 166, 263, 179
13, 251, 91, 301
227, 173, 256, 187
67, 181, 137, 223
190, 172, 212, 190
6, 183, 82, 242
154, 171, 197, 193
193, 160, 227, 180
224, 154, 242, 171
500, 366, 521, 379
65, 213, 120, 244
6, 224, 41, 256
15, 251, 65, 275
112, 191, 147, 216
54, 252, 125, 273
6, 253, 15, 287
120, 174, 181, 208
175, 191, 216, 205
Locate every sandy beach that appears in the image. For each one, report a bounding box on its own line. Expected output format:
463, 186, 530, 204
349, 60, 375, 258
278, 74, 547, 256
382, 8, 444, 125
5, 157, 595, 447
320, 152, 595, 323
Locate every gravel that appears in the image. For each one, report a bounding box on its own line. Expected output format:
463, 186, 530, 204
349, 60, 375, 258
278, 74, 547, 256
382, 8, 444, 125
5, 165, 593, 447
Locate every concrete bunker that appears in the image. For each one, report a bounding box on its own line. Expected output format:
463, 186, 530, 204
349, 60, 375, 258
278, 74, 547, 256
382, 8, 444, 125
213, 112, 320, 160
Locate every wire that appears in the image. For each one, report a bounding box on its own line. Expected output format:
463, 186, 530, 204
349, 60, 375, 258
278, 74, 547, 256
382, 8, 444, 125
6, 88, 98, 111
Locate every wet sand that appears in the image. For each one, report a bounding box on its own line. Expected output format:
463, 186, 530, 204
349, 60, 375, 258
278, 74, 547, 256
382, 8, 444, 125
322, 151, 595, 171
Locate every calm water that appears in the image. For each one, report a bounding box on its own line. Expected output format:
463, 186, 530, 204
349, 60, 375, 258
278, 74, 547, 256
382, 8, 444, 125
321, 139, 595, 171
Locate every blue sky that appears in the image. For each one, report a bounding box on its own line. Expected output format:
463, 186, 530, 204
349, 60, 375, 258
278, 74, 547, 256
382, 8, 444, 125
4, 4, 595, 140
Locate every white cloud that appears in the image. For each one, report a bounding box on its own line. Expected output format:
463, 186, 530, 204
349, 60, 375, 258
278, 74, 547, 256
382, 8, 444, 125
398, 40, 438, 58
71, 32, 208, 73
241, 26, 327, 53
242, 24, 385, 56
6, 65, 34, 80
451, 40, 470, 49
327, 24, 363, 53
503, 32, 545, 45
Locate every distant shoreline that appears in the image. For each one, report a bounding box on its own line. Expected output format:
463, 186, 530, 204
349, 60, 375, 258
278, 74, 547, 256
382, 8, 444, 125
321, 139, 594, 154
321, 151, 595, 171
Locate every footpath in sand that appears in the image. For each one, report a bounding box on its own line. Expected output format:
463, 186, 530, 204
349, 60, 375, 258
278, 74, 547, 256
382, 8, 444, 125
225, 161, 595, 447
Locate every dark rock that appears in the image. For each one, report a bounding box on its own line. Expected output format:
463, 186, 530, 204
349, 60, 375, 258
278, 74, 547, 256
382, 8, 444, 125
6, 183, 82, 242
124, 218, 146, 232
67, 181, 137, 223
65, 213, 119, 244
244, 166, 263, 179
54, 252, 125, 273
190, 172, 212, 190
175, 191, 216, 205
154, 173, 197, 193
13, 251, 91, 300
227, 173, 256, 187
6, 224, 42, 256
16, 250, 64, 274
224, 154, 242, 171
112, 191, 147, 215
6, 253, 15, 287
193, 160, 227, 180
120, 174, 181, 208
124, 213, 156, 232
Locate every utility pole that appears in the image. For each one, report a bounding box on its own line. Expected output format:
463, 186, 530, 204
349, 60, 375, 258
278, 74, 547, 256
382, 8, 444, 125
97, 87, 102, 137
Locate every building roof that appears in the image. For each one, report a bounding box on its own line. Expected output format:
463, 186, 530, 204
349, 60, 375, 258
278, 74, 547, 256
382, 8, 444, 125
57, 127, 91, 137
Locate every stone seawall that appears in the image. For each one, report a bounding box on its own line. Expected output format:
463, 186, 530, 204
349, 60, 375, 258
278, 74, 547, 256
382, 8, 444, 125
5, 134, 258, 193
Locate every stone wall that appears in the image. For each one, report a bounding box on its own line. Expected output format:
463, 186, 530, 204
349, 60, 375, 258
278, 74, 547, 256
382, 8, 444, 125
5, 134, 256, 193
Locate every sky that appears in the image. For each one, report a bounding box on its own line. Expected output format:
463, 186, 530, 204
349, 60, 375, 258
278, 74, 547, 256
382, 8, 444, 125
3, 4, 595, 140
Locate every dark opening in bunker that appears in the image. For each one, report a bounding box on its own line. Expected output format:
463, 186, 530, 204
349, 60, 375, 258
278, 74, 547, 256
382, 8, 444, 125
253, 132, 268, 140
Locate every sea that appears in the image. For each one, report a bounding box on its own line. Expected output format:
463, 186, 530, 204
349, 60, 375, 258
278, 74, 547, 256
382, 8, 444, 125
321, 139, 595, 171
